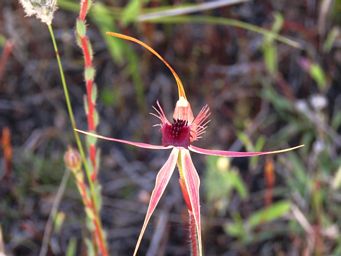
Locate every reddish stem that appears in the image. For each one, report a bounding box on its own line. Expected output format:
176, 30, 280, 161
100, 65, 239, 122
75, 175, 107, 256
0, 40, 14, 82
79, 0, 89, 21
78, 4, 97, 176
93, 215, 107, 256
85, 79, 95, 130
1, 127, 12, 180
264, 157, 275, 206
189, 211, 198, 256
78, 1, 107, 255
180, 179, 199, 255
80, 37, 92, 67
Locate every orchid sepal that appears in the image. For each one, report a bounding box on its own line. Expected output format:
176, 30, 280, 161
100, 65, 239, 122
189, 144, 304, 157
75, 129, 171, 150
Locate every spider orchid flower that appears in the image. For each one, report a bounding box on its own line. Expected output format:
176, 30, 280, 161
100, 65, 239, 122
76, 32, 303, 256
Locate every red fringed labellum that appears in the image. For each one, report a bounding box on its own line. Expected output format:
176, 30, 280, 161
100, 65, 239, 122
162, 119, 191, 148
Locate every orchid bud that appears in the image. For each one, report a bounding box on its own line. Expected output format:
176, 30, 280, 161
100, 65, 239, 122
64, 147, 82, 172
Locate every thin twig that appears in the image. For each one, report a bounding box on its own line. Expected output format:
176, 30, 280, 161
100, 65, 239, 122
39, 170, 70, 256
138, 0, 249, 21
0, 226, 5, 255
146, 210, 169, 256
318, 0, 333, 36
0, 40, 13, 82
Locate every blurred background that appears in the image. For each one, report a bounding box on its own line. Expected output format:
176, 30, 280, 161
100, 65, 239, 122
0, 0, 341, 255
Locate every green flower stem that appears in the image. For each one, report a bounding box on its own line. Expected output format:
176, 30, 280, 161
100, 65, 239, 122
47, 24, 98, 209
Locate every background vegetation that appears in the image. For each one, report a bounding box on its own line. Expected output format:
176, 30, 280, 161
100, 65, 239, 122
0, 0, 340, 255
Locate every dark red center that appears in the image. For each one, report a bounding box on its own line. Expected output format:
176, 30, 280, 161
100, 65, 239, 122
161, 119, 190, 148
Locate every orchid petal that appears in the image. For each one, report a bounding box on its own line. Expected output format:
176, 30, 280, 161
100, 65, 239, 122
75, 129, 171, 150
190, 104, 210, 142
133, 148, 179, 256
180, 149, 202, 256
189, 144, 304, 157
151, 101, 170, 125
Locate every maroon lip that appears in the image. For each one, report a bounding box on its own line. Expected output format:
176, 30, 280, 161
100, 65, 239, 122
161, 119, 191, 148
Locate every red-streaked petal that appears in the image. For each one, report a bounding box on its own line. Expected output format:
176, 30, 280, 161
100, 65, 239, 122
75, 129, 171, 150
133, 148, 179, 256
151, 101, 170, 126
189, 144, 304, 157
190, 104, 210, 142
180, 149, 202, 256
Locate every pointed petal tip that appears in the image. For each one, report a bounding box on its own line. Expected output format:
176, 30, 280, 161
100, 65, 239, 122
270, 144, 304, 154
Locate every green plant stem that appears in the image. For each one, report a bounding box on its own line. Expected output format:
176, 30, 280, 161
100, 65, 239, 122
47, 24, 99, 210
39, 170, 70, 256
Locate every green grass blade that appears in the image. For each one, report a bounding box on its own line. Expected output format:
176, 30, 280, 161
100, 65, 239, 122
143, 15, 301, 48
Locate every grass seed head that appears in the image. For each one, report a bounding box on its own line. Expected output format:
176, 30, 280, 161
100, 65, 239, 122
19, 0, 57, 25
